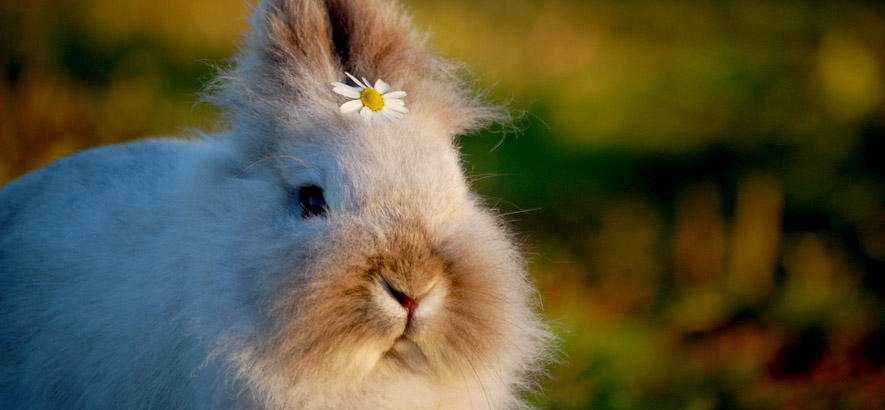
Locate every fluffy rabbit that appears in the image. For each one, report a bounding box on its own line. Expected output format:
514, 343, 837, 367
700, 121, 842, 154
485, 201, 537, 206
0, 0, 549, 408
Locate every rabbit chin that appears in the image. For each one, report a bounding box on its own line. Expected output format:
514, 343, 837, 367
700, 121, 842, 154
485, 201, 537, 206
276, 341, 514, 410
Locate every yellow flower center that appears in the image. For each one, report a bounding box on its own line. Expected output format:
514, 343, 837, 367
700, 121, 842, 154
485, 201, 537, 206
360, 88, 384, 111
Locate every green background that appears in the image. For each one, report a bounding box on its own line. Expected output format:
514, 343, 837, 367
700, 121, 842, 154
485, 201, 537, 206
2, 0, 884, 408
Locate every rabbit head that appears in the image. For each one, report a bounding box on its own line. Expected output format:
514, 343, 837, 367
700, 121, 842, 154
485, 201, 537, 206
204, 0, 549, 408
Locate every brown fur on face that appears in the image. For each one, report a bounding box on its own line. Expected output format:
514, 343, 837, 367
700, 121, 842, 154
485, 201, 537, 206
259, 219, 509, 378
223, 201, 546, 408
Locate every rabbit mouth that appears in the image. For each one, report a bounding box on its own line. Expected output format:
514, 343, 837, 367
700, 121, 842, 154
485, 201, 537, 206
374, 276, 445, 373
383, 336, 429, 372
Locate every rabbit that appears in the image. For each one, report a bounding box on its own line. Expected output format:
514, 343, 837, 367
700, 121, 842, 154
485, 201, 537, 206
0, 0, 550, 408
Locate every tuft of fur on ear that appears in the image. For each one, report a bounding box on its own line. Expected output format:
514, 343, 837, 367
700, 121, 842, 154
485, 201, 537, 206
207, 0, 508, 152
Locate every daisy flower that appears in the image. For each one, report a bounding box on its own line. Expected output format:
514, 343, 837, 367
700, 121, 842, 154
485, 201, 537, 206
331, 72, 408, 122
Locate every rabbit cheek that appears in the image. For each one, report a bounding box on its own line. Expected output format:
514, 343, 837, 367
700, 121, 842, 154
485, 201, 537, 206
412, 276, 445, 311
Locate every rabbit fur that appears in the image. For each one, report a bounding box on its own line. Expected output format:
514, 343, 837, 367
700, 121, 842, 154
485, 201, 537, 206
0, 0, 550, 408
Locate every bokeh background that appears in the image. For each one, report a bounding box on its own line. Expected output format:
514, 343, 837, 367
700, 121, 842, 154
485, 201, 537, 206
2, 0, 885, 408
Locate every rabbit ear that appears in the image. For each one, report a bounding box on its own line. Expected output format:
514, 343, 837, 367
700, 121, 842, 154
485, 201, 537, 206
254, 0, 340, 82
251, 0, 419, 83
210, 0, 507, 145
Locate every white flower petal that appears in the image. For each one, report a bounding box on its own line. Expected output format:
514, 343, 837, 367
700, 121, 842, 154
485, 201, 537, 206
345, 72, 367, 89
380, 110, 396, 122
382, 91, 406, 99
374, 111, 388, 122
362, 77, 372, 89
340, 100, 363, 114
332, 86, 361, 99
374, 79, 390, 94
386, 102, 408, 113
382, 107, 404, 119
360, 106, 372, 120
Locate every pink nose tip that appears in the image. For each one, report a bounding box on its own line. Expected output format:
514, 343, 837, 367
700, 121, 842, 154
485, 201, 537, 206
384, 280, 418, 310
391, 287, 417, 310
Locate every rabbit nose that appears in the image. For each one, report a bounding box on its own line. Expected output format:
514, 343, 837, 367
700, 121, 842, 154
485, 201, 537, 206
382, 279, 417, 310
393, 289, 417, 310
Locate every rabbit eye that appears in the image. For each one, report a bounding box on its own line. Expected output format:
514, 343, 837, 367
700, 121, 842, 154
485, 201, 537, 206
296, 185, 327, 218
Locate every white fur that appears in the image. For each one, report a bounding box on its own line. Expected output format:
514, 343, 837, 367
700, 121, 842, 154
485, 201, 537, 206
0, 1, 549, 409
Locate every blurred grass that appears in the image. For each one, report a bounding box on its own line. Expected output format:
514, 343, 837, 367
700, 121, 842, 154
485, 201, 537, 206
2, 0, 885, 408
